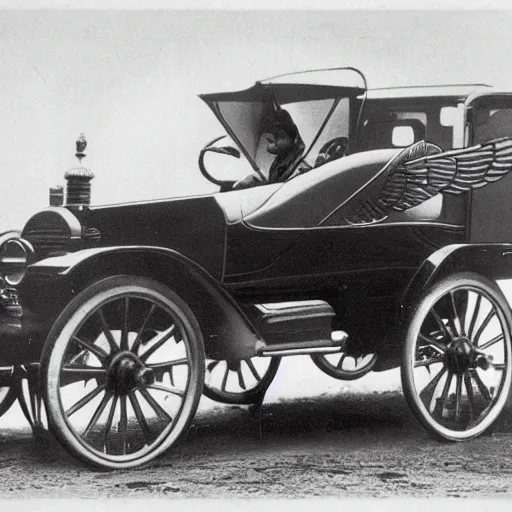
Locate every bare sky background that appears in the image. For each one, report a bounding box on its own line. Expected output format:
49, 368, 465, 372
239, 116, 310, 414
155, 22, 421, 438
2, 9, 512, 229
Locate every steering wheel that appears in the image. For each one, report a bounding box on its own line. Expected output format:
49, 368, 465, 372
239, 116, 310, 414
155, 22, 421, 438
198, 135, 242, 191
314, 137, 349, 168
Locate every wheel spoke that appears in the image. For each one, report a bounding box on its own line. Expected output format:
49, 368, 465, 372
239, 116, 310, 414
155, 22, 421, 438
147, 358, 189, 371
480, 334, 504, 351
17, 381, 34, 429
29, 390, 37, 425
449, 291, 463, 337
147, 382, 185, 398
60, 366, 107, 386
236, 365, 246, 390
419, 333, 446, 353
72, 336, 108, 365
120, 297, 130, 352
419, 366, 447, 410
414, 356, 444, 368
67, 349, 88, 366
119, 395, 128, 455
98, 309, 119, 355
470, 369, 492, 403
473, 308, 496, 346
129, 391, 151, 443
464, 371, 475, 421
468, 294, 482, 339
245, 359, 261, 382
221, 365, 229, 392
82, 391, 112, 438
66, 384, 106, 418
207, 360, 220, 373
140, 325, 176, 362
61, 366, 107, 379
458, 289, 469, 336
336, 353, 347, 370
132, 304, 157, 355
138, 387, 172, 422
433, 371, 453, 418
430, 307, 451, 341
103, 394, 118, 449
454, 373, 463, 423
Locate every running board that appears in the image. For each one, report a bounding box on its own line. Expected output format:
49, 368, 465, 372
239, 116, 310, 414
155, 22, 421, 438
258, 330, 348, 357
248, 300, 347, 358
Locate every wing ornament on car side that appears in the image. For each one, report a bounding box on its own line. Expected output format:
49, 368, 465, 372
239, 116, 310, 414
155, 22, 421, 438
344, 137, 512, 225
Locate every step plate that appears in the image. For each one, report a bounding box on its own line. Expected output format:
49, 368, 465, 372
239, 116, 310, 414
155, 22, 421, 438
250, 300, 335, 347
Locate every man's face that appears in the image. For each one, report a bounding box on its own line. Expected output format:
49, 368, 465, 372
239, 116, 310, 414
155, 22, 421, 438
266, 129, 295, 156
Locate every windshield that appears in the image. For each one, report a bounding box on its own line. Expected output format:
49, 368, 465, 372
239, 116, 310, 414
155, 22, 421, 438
212, 95, 353, 178
302, 98, 350, 168
201, 70, 366, 180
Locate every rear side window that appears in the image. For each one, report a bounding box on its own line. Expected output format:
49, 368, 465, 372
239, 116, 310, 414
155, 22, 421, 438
359, 111, 426, 150
473, 107, 512, 143
392, 125, 415, 146
358, 101, 457, 151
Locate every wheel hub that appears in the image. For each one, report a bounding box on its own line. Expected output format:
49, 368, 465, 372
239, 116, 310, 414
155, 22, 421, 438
107, 352, 155, 395
446, 337, 479, 374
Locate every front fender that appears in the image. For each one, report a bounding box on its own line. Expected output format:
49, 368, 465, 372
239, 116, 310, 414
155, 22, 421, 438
401, 243, 512, 319
25, 246, 263, 360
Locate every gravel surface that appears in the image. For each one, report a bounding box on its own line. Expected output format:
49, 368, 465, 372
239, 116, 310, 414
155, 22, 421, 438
1, 388, 512, 499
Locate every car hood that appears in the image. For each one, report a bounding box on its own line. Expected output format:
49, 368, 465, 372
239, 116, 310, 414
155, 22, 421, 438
84, 193, 228, 278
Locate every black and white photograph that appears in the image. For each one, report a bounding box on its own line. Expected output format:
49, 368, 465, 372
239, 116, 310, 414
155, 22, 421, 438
2, 0, 512, 505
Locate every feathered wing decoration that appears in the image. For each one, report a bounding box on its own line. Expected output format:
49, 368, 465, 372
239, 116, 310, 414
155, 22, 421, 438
344, 137, 512, 225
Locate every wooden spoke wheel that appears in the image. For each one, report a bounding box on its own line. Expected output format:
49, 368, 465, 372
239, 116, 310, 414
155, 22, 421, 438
0, 366, 17, 418
310, 352, 377, 381
15, 363, 47, 432
41, 276, 205, 470
203, 356, 280, 404
402, 272, 512, 441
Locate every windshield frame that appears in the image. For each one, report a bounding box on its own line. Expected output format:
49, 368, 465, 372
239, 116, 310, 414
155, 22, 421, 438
200, 68, 367, 176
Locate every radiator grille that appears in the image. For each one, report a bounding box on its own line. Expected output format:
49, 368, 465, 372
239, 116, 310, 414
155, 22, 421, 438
22, 208, 82, 260
23, 229, 70, 255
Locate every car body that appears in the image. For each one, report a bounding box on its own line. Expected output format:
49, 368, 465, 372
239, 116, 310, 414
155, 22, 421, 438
1, 67, 512, 469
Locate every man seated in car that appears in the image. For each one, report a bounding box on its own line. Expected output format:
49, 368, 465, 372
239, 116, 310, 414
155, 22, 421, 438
232, 108, 306, 190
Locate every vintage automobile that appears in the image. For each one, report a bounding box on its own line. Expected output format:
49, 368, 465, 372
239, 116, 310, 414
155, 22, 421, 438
1, 67, 512, 469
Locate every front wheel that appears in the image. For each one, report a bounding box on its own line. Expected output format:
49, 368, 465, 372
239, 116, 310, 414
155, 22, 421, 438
41, 275, 205, 470
0, 367, 17, 418
402, 272, 512, 442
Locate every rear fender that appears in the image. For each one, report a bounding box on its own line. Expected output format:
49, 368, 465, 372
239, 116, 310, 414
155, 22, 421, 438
401, 243, 512, 320
371, 243, 512, 372
26, 246, 262, 360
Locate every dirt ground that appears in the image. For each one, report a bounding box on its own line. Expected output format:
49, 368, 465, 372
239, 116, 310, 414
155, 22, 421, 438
1, 369, 512, 499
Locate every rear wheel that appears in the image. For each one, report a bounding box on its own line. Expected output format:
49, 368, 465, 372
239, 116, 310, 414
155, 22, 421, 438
310, 352, 377, 380
203, 356, 280, 404
41, 275, 205, 470
402, 272, 512, 441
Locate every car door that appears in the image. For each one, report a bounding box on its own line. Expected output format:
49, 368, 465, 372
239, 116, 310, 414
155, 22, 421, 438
466, 93, 512, 243
238, 149, 464, 287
